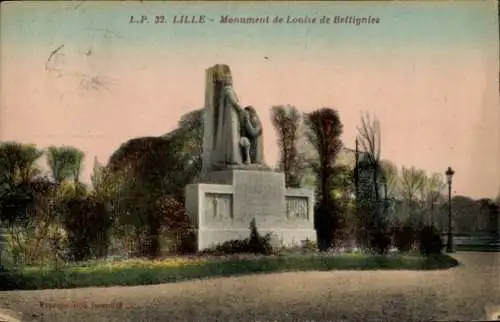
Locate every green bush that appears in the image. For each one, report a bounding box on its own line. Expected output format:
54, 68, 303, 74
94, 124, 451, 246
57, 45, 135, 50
213, 239, 250, 254
0, 266, 30, 291
172, 229, 197, 254
247, 219, 273, 255
418, 225, 443, 256
394, 224, 416, 253
206, 219, 274, 255
59, 196, 112, 262
369, 231, 391, 255
301, 238, 317, 252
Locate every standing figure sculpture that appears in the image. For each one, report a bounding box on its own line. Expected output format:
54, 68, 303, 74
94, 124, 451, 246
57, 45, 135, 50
211, 66, 245, 167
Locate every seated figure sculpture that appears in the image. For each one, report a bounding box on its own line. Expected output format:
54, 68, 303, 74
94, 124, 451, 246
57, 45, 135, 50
239, 106, 264, 165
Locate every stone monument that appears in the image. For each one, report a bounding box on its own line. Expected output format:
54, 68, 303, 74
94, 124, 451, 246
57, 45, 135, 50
186, 64, 316, 251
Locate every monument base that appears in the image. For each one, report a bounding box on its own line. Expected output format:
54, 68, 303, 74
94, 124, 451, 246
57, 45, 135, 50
185, 169, 316, 251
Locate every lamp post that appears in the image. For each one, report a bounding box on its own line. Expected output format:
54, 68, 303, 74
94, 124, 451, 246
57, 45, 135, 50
445, 166, 455, 253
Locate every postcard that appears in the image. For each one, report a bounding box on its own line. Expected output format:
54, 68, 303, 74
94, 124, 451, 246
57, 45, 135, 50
0, 1, 498, 321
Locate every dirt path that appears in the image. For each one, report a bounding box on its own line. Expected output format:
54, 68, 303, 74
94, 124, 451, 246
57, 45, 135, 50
0, 252, 498, 322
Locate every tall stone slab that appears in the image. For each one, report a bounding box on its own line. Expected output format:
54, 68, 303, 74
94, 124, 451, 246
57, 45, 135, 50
200, 65, 217, 179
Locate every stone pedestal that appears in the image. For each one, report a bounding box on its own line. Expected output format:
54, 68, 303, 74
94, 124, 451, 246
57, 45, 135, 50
185, 170, 316, 251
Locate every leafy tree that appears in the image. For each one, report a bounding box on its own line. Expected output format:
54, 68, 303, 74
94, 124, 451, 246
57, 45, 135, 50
330, 164, 355, 200
0, 143, 59, 265
59, 195, 112, 261
304, 108, 343, 251
0, 142, 45, 225
169, 108, 204, 182
106, 108, 204, 258
329, 164, 357, 243
0, 142, 43, 186
271, 105, 304, 188
46, 146, 85, 184
110, 109, 204, 193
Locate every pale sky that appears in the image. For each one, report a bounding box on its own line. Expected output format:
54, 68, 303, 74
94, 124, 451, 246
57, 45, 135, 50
1, 1, 499, 199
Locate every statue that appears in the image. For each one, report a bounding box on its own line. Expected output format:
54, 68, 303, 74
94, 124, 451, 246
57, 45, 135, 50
239, 106, 264, 164
211, 66, 244, 167
203, 64, 267, 172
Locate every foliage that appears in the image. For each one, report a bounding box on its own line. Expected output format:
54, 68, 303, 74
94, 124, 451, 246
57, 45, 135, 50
90, 161, 120, 204
211, 239, 251, 255
0, 253, 459, 290
0, 142, 43, 184
103, 107, 206, 259
301, 238, 317, 252
170, 229, 197, 254
304, 108, 344, 199
2, 220, 66, 268
369, 231, 392, 255
271, 105, 304, 188
207, 219, 274, 255
157, 197, 195, 255
46, 146, 85, 183
59, 195, 112, 262
330, 164, 355, 200
0, 143, 46, 226
304, 108, 344, 250
418, 225, 443, 256
393, 222, 416, 252
107, 134, 194, 258
247, 219, 274, 255
170, 108, 204, 182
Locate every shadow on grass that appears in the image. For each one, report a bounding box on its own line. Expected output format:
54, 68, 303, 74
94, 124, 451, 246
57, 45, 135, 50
0, 253, 459, 291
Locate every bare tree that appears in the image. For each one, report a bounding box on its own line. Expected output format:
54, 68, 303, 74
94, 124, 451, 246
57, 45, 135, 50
357, 113, 382, 201
380, 160, 399, 199
425, 173, 445, 203
400, 166, 426, 227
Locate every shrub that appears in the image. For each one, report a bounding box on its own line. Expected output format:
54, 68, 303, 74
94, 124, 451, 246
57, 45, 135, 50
172, 229, 197, 255
214, 239, 250, 254
247, 219, 273, 255
60, 196, 112, 261
301, 238, 317, 252
206, 219, 274, 255
369, 231, 391, 255
418, 225, 443, 256
394, 223, 416, 253
0, 267, 21, 291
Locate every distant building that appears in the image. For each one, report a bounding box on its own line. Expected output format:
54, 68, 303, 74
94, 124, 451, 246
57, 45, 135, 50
336, 147, 387, 202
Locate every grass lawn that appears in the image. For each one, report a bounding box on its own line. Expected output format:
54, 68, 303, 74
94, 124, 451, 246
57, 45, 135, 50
0, 253, 459, 291
455, 244, 500, 252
